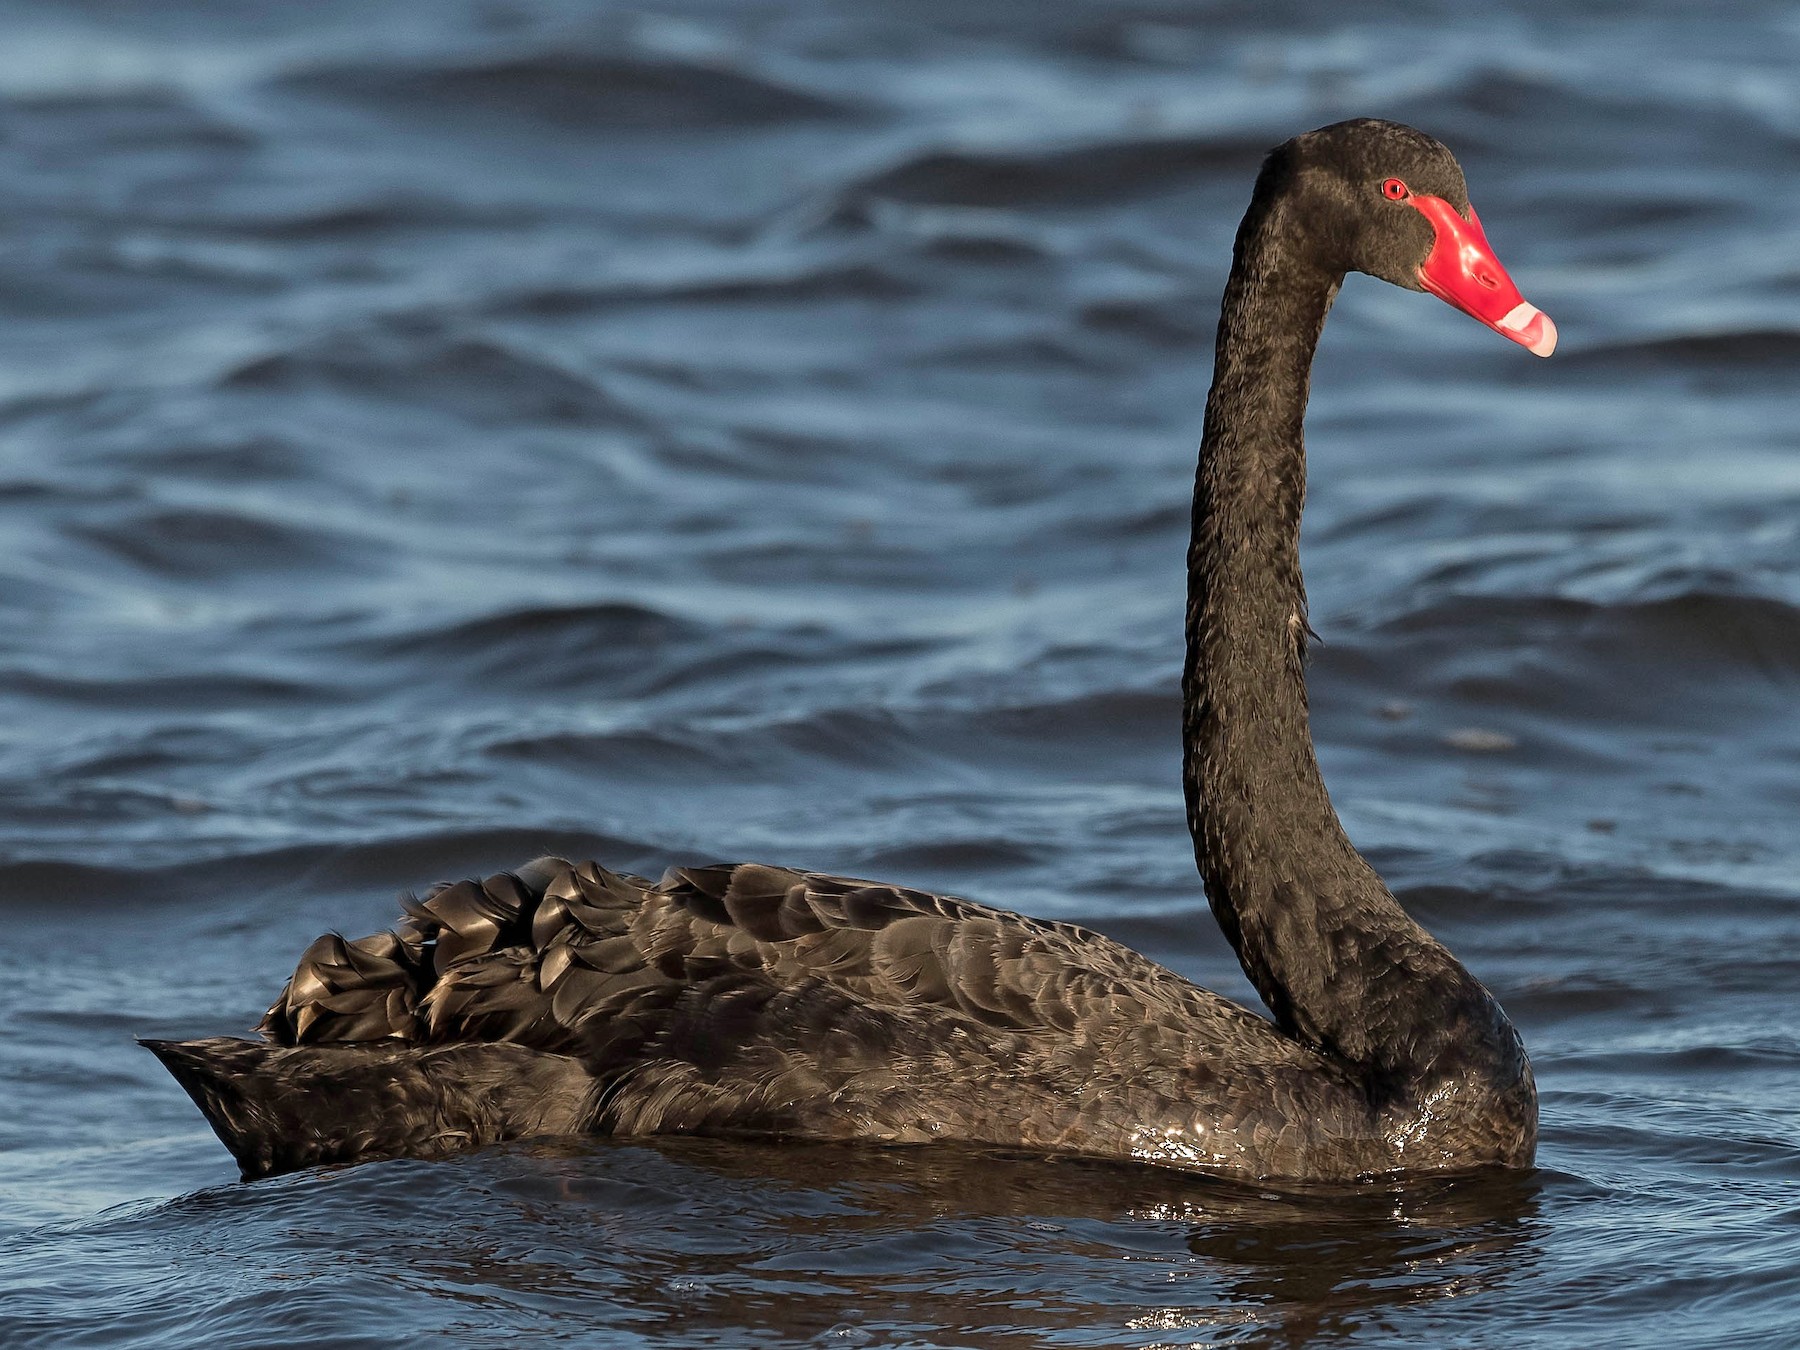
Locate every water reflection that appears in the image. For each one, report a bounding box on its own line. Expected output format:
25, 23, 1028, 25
173, 1137, 1538, 1348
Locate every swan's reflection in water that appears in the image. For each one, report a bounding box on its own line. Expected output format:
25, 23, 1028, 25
1130, 1168, 1542, 1345
204, 1136, 1539, 1346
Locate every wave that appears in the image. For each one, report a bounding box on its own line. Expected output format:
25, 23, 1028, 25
908, 330, 1110, 372
119, 434, 312, 482
0, 827, 662, 917
0, 668, 329, 709
850, 836, 1042, 874
9, 88, 254, 151
68, 506, 360, 579
840, 132, 1266, 209
1078, 293, 1211, 348
0, 857, 187, 911
1561, 329, 1800, 370
278, 49, 861, 130
485, 678, 1175, 788
489, 259, 918, 318
1377, 588, 1800, 672
344, 601, 704, 693
1398, 68, 1798, 165
222, 324, 642, 428
487, 704, 935, 781
206, 195, 534, 241
905, 228, 1053, 267
1330, 588, 1800, 728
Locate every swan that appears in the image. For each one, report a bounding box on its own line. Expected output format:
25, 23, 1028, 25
146, 119, 1552, 1183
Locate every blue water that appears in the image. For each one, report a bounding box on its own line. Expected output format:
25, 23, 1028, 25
2, 1, 1798, 1345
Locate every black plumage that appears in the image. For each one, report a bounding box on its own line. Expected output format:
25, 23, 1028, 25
148, 120, 1539, 1183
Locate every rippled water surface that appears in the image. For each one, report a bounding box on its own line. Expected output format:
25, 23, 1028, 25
2, 1, 1798, 1345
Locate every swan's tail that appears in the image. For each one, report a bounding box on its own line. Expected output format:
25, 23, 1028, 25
142, 1036, 597, 1179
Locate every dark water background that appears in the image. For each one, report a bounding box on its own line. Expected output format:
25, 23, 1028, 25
1, 0, 1797, 1345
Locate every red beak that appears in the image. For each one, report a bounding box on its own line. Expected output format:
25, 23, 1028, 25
1408, 194, 1556, 357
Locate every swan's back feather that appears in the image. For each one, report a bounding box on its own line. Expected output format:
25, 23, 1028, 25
253, 857, 1388, 1176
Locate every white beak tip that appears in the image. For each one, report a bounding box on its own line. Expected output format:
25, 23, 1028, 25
1498, 302, 1557, 358
1527, 313, 1558, 358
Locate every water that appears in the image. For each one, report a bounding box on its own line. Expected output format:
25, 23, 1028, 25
1, 0, 1797, 1344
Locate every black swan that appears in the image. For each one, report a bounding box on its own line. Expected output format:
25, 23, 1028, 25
147, 119, 1552, 1183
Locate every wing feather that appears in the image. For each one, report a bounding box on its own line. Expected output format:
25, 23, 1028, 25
256, 854, 1375, 1172
267, 857, 1305, 1054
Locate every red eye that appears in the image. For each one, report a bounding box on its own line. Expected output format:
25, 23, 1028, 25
1382, 178, 1409, 200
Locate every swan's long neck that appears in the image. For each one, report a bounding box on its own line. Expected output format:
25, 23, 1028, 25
1183, 181, 1512, 1092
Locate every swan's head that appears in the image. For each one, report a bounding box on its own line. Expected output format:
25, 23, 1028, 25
1272, 119, 1555, 357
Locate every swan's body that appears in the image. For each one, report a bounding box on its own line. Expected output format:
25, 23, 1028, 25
148, 120, 1547, 1182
